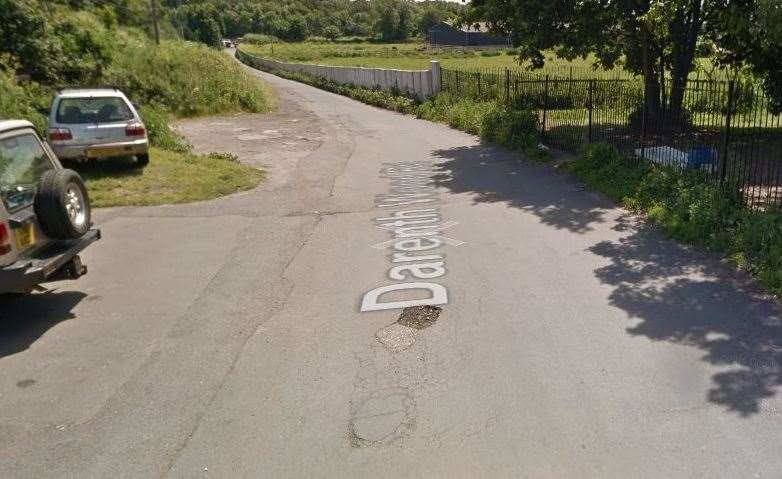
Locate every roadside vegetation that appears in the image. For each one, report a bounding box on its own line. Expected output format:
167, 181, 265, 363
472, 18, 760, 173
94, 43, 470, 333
0, 0, 272, 206
567, 143, 782, 295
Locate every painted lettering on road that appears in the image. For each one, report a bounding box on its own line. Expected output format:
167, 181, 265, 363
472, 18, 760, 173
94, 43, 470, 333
360, 161, 464, 312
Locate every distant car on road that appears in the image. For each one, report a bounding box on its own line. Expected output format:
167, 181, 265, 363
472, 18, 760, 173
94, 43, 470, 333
47, 88, 149, 167
222, 39, 234, 48
0, 120, 100, 294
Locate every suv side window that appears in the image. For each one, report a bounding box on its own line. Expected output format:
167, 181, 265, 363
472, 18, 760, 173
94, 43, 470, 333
0, 132, 55, 211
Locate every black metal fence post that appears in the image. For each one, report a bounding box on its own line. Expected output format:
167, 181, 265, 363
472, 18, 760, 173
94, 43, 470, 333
505, 68, 510, 104
719, 80, 736, 189
541, 75, 550, 138
640, 82, 648, 160
588, 79, 594, 143
568, 66, 573, 98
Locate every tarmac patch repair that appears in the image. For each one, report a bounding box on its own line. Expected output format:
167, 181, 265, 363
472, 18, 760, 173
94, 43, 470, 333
361, 161, 463, 312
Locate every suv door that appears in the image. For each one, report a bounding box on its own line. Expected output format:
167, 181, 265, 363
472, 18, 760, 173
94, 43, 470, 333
0, 129, 57, 267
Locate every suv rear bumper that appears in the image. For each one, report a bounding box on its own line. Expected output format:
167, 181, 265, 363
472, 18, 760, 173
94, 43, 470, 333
0, 229, 101, 293
52, 139, 148, 160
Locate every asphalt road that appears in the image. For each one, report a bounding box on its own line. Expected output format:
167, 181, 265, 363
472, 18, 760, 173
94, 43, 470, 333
2, 55, 782, 478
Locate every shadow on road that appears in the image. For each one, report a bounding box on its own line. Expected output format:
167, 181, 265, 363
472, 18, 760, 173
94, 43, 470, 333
0, 291, 86, 359
592, 215, 782, 417
431, 142, 782, 417
432, 142, 609, 234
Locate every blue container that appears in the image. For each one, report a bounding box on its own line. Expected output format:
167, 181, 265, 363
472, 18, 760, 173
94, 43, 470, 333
687, 147, 718, 169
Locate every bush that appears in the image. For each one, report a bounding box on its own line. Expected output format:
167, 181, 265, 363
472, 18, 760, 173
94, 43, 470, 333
241, 34, 280, 45
323, 26, 341, 42
416, 92, 494, 134
567, 143, 782, 295
138, 105, 191, 153
105, 40, 270, 117
482, 107, 538, 150
0, 63, 49, 132
416, 92, 539, 153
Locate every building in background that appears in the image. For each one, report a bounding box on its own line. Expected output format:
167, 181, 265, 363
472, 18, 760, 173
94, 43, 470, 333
427, 22, 509, 48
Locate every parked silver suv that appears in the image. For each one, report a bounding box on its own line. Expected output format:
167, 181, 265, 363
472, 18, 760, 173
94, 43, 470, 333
0, 120, 100, 294
48, 88, 150, 167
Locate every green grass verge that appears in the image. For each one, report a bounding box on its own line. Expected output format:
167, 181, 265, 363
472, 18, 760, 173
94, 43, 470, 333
567, 143, 782, 294
79, 148, 264, 208
2, 8, 274, 208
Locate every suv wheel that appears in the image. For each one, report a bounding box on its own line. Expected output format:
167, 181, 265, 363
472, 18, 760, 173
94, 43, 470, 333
135, 153, 149, 168
35, 169, 91, 240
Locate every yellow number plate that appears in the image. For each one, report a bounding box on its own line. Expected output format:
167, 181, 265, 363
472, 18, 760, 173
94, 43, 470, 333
14, 223, 36, 250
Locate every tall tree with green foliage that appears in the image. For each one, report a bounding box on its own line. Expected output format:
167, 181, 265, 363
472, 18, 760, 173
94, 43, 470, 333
705, 0, 782, 112
470, 0, 782, 120
176, 2, 224, 47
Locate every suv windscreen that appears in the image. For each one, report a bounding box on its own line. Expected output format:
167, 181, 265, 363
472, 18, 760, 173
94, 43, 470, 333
56, 97, 134, 124
0, 133, 54, 211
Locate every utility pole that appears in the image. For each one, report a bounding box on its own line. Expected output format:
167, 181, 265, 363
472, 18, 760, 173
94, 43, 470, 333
151, 0, 160, 45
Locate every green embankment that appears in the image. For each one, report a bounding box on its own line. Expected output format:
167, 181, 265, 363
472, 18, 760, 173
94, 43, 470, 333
1, 4, 272, 206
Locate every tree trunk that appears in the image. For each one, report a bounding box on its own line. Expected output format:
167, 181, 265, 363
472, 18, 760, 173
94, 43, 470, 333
639, 24, 661, 120
666, 0, 703, 124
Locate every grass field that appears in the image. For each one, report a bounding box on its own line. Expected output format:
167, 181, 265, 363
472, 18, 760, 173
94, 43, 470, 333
240, 41, 725, 79
79, 148, 264, 207
240, 42, 631, 77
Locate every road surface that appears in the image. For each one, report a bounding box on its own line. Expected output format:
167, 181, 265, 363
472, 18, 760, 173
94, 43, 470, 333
1, 56, 781, 478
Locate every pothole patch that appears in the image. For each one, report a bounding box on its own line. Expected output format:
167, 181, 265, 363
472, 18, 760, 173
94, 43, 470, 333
397, 305, 442, 330
348, 389, 416, 447
376, 323, 416, 353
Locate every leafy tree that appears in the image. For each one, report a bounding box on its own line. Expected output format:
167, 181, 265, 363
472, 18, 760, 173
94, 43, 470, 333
281, 15, 308, 42
375, 2, 400, 41
177, 3, 224, 47
418, 7, 442, 36
396, 1, 413, 41
705, 0, 782, 111
471, 0, 782, 119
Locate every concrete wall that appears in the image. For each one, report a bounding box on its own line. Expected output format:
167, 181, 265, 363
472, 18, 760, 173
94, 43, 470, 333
237, 49, 441, 100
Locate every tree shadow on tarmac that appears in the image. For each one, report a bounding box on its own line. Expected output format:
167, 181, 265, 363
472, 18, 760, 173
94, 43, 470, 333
0, 292, 86, 359
432, 142, 782, 417
591, 215, 782, 417
431, 142, 609, 234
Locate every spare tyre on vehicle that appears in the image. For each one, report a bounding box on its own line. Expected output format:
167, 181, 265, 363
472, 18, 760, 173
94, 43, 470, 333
35, 169, 91, 240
